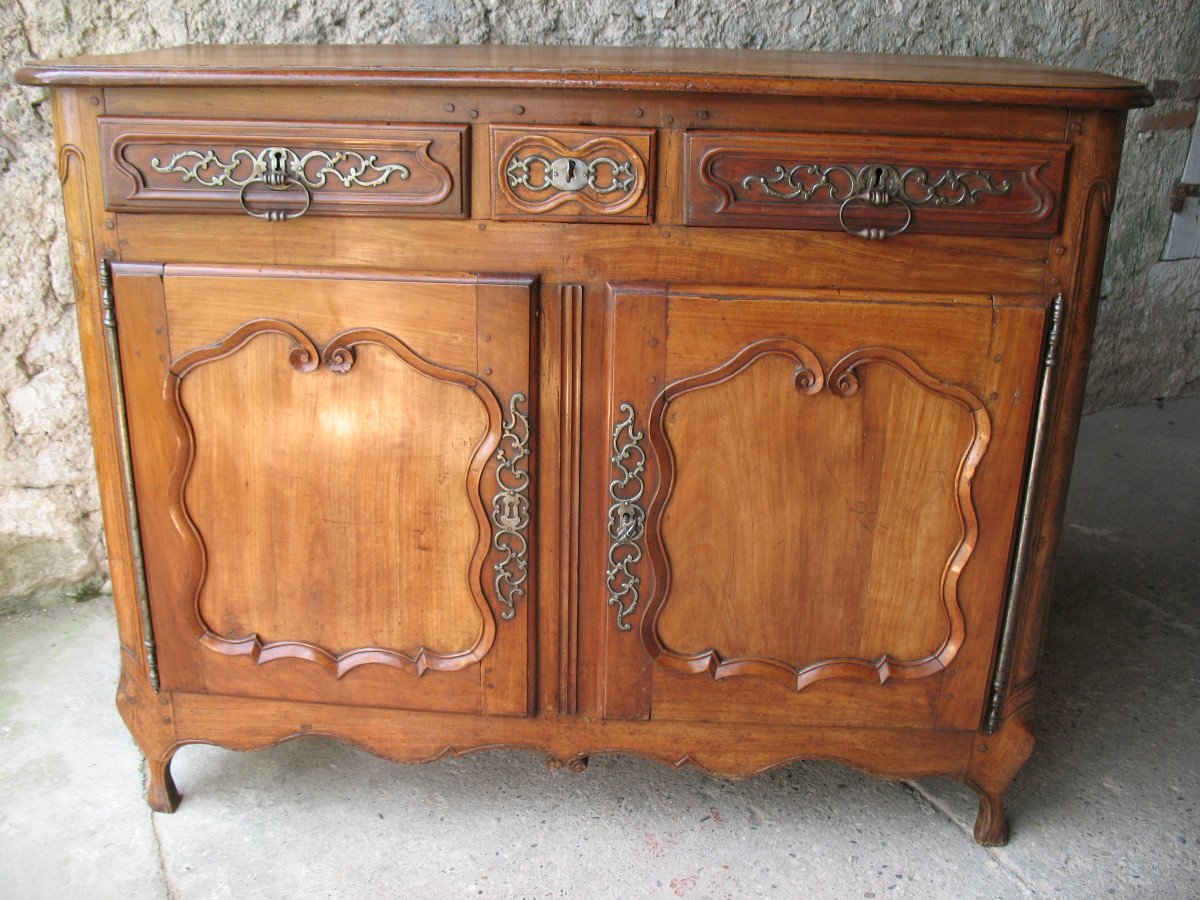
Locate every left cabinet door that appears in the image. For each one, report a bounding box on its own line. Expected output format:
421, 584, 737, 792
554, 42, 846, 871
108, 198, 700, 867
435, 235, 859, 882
110, 263, 537, 716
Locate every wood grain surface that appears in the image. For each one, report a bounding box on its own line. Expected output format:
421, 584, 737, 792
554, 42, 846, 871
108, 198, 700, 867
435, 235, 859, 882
26, 45, 1142, 845
17, 44, 1152, 109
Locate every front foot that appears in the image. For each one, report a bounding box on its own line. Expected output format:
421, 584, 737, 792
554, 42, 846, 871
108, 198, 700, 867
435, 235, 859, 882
148, 753, 180, 813
965, 708, 1035, 846
971, 785, 1009, 846
116, 668, 182, 813
545, 754, 589, 773
567, 755, 589, 773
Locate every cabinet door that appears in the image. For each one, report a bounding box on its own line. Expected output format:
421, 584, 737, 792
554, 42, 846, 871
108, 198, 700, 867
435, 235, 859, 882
594, 284, 1047, 730
112, 264, 536, 716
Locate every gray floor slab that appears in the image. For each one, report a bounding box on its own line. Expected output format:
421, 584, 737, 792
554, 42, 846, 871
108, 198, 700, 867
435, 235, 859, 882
918, 399, 1200, 897
2, 399, 1198, 899
0, 602, 163, 899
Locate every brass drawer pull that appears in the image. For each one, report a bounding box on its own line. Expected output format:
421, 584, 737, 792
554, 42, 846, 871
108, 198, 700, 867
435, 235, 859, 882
238, 173, 312, 222
835, 165, 916, 240
837, 191, 913, 241
239, 147, 313, 222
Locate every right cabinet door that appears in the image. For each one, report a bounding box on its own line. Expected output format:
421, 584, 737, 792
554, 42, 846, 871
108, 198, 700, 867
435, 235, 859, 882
595, 284, 1049, 730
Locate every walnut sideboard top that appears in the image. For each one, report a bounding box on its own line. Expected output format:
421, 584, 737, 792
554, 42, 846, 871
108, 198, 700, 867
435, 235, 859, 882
17, 45, 1149, 845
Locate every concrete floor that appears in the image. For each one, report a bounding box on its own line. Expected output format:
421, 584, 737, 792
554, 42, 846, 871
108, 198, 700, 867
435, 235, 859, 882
1, 399, 1197, 899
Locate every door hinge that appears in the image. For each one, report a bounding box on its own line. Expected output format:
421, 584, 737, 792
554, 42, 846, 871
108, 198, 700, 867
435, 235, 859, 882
100, 258, 160, 693
1169, 180, 1200, 212
984, 293, 1065, 733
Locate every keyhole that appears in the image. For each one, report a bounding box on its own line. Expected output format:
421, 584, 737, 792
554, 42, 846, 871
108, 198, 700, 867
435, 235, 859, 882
616, 512, 635, 540
265, 148, 289, 185
499, 493, 521, 528
614, 502, 642, 540
549, 156, 588, 191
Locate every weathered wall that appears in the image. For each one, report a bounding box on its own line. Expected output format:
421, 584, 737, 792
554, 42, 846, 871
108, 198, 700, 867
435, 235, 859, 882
2, 0, 1198, 611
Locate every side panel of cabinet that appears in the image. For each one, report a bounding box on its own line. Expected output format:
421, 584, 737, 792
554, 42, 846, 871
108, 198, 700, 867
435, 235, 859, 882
593, 285, 1046, 730
113, 263, 537, 716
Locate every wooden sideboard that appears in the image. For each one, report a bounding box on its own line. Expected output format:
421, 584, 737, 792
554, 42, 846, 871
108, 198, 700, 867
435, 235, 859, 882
16, 45, 1150, 845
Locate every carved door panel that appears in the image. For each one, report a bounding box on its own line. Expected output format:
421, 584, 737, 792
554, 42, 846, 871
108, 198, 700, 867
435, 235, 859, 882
594, 285, 1048, 730
112, 263, 536, 716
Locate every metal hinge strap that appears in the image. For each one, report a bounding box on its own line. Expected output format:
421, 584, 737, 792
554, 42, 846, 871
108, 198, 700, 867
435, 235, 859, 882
100, 259, 159, 692
984, 292, 1065, 733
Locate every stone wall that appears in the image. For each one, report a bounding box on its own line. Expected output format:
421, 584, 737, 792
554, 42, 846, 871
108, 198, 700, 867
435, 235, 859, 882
2, 0, 1198, 611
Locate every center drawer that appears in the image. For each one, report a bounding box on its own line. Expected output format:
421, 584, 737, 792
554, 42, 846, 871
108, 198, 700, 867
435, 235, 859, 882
489, 124, 656, 224
684, 130, 1069, 239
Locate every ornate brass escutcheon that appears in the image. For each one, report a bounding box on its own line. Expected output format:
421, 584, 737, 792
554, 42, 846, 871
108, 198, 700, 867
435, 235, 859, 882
741, 159, 1012, 240
491, 394, 531, 620
263, 147, 290, 186
149, 144, 411, 222
549, 157, 590, 192
507, 153, 636, 195
611, 499, 644, 542
607, 403, 646, 631
496, 490, 524, 530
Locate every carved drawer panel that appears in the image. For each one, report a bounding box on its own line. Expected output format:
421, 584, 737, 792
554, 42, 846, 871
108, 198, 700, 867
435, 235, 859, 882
99, 117, 468, 219
685, 131, 1068, 239
490, 125, 655, 223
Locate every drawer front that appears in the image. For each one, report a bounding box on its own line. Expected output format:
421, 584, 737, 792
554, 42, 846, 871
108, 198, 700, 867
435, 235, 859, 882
99, 117, 468, 219
490, 125, 655, 223
685, 131, 1068, 238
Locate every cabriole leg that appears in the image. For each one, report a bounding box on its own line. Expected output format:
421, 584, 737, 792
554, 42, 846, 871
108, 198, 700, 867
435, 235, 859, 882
116, 666, 182, 812
970, 782, 1009, 846
964, 708, 1036, 847
147, 750, 181, 813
